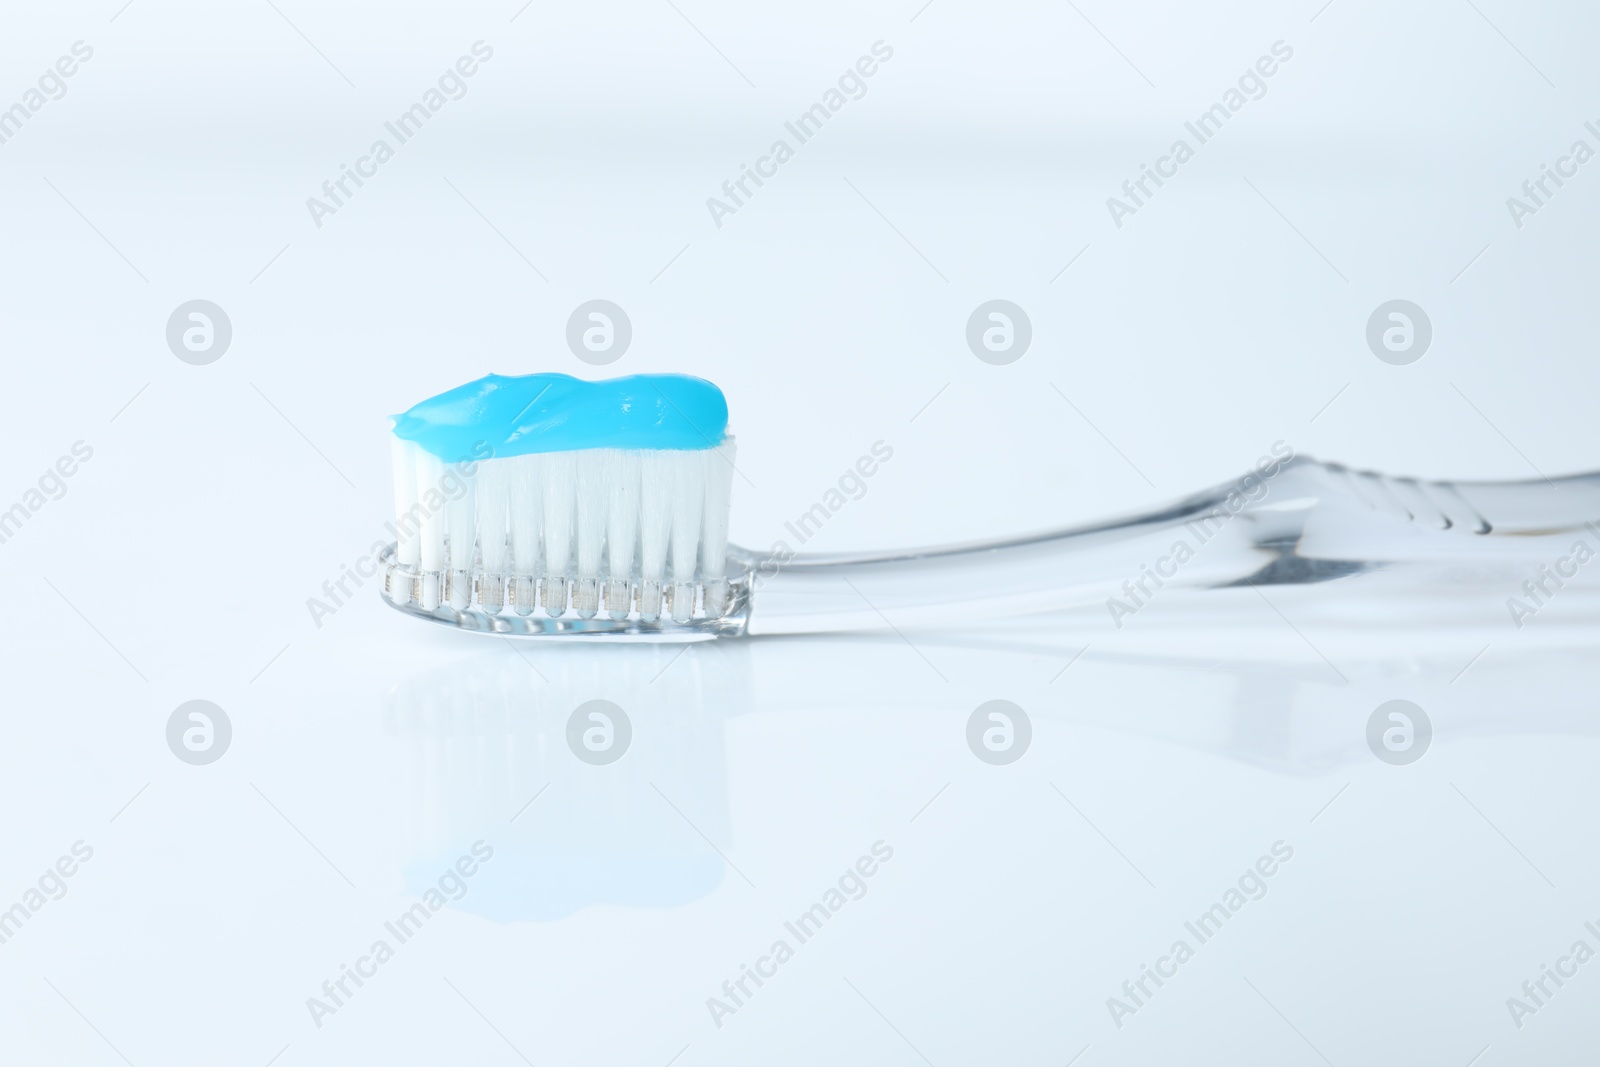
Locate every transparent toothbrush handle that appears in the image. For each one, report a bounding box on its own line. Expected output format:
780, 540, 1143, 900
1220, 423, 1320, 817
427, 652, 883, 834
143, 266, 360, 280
736, 458, 1600, 635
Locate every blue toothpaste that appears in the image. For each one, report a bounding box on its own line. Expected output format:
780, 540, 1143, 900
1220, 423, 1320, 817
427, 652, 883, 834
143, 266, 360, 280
391, 373, 729, 462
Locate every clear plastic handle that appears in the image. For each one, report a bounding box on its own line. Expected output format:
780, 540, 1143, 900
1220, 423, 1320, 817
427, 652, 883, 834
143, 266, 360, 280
741, 458, 1600, 635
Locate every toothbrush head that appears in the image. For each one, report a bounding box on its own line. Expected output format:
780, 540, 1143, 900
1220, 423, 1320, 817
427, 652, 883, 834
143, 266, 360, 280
381, 373, 745, 637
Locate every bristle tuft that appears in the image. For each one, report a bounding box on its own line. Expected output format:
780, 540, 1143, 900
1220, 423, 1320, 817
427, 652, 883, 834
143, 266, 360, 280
387, 437, 736, 624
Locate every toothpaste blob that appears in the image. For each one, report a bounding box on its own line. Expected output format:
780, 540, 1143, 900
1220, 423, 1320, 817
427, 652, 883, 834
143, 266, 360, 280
390, 372, 729, 463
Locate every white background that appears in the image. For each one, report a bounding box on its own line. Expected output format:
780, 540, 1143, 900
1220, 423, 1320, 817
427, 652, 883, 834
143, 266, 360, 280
0, 1, 1596, 1064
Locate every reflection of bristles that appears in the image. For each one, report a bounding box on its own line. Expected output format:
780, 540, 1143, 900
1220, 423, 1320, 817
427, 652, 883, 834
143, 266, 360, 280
380, 645, 752, 918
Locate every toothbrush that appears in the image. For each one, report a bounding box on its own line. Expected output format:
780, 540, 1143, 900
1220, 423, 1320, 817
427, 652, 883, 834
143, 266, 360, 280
381, 373, 1600, 638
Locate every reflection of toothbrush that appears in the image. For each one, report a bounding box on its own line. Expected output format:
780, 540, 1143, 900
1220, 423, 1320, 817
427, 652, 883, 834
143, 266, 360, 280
381, 373, 1600, 638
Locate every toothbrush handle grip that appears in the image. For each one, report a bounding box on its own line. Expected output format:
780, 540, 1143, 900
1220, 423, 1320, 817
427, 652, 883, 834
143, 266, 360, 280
738, 459, 1600, 635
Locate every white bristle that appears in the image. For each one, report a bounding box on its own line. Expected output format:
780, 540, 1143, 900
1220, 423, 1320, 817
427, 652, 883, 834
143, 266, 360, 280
541, 452, 577, 616
638, 452, 674, 620
412, 451, 446, 610
509, 454, 543, 614
387, 434, 735, 624
475, 458, 510, 609
670, 452, 707, 622
700, 440, 736, 613
390, 436, 420, 571
574, 452, 608, 617
605, 451, 641, 618
444, 463, 476, 609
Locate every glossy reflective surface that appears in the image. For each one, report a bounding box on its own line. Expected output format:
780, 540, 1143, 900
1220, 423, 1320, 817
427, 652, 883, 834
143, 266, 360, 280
4, 601, 1598, 1064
